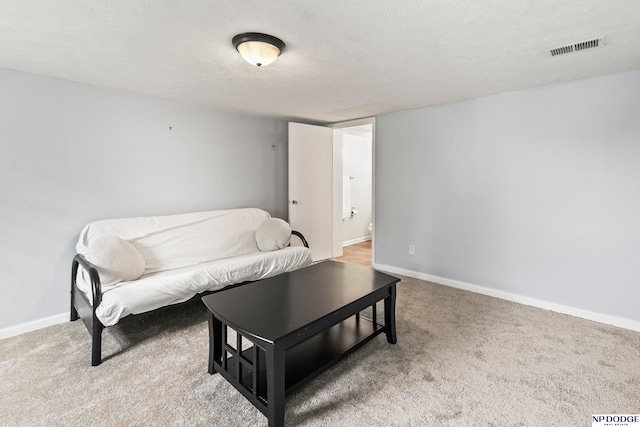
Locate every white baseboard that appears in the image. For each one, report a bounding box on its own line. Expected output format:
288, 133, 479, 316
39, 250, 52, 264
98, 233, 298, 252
0, 312, 69, 340
343, 236, 372, 247
374, 263, 640, 332
4, 263, 639, 338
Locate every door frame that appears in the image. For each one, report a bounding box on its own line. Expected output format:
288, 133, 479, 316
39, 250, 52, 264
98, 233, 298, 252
329, 117, 376, 266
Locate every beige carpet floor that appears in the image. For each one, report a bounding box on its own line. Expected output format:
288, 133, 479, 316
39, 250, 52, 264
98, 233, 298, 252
1, 274, 639, 426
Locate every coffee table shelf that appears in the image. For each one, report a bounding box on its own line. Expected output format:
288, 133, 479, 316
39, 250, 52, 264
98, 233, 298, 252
216, 313, 384, 401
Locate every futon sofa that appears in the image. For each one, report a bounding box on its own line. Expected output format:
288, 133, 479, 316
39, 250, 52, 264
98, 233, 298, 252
70, 208, 312, 366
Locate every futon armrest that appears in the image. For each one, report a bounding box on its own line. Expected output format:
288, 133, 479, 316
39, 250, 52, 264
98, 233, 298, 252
291, 231, 309, 248
72, 254, 103, 306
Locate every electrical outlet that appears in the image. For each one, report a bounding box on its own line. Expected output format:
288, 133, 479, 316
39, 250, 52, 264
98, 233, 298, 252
409, 245, 415, 255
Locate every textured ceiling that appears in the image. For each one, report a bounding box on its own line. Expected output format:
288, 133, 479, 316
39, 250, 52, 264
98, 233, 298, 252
1, 1, 640, 123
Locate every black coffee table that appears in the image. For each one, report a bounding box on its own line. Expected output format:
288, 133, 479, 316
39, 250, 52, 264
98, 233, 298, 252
201, 260, 399, 427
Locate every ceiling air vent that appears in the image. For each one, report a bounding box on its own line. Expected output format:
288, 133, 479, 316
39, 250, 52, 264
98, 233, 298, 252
545, 36, 606, 58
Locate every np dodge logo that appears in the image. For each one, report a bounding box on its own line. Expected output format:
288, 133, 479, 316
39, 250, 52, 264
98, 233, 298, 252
592, 414, 640, 426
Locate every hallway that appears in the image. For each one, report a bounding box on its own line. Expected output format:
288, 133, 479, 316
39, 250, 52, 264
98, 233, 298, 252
332, 240, 371, 267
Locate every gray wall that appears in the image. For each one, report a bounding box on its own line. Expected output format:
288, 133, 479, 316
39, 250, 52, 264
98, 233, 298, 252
0, 68, 288, 329
376, 69, 640, 322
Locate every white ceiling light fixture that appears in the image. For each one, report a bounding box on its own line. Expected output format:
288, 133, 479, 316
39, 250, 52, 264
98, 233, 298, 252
232, 32, 286, 67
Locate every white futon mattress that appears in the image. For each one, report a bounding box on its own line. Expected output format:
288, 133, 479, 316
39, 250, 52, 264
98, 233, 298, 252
77, 246, 312, 326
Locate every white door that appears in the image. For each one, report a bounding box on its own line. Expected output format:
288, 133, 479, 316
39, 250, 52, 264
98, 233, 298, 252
288, 122, 334, 261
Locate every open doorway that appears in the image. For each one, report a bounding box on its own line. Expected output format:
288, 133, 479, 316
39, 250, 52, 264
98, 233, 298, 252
334, 240, 372, 267
331, 121, 374, 267
287, 118, 374, 265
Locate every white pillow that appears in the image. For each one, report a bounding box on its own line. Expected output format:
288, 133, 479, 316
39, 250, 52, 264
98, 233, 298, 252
255, 218, 291, 251
83, 236, 146, 287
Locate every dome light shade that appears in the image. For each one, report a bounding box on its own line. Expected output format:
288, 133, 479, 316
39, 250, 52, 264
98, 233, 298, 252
232, 33, 286, 67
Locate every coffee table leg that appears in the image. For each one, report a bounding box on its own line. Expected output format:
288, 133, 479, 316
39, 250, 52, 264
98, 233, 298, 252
384, 284, 397, 344
265, 344, 285, 427
208, 313, 222, 374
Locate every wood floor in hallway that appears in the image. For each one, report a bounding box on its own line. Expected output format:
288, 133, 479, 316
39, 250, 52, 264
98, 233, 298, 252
333, 240, 372, 267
